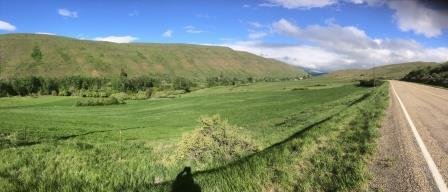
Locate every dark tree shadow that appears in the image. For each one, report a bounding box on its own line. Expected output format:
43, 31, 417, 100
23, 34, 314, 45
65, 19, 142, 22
171, 167, 201, 192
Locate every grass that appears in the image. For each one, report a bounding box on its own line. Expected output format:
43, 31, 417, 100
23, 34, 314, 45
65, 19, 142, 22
0, 79, 388, 191
0, 34, 306, 79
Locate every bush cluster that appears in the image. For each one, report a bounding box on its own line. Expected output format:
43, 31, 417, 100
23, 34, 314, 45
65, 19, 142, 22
358, 79, 384, 87
75, 97, 125, 106
175, 115, 259, 167
402, 62, 448, 87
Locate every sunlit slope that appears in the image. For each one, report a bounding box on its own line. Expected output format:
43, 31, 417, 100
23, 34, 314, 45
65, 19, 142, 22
325, 62, 439, 80
0, 34, 306, 79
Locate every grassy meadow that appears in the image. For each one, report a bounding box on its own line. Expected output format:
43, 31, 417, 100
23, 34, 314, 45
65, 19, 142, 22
0, 78, 388, 191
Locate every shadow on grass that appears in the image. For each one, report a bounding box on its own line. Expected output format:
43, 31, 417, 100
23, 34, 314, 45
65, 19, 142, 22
153, 91, 374, 189
171, 167, 201, 192
1, 126, 148, 149
152, 113, 339, 190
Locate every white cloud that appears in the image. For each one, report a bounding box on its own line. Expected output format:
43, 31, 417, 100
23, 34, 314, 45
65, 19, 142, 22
263, 0, 337, 9
388, 0, 448, 38
248, 31, 267, 39
272, 18, 301, 36
345, 0, 384, 5
35, 32, 56, 35
0, 20, 16, 31
258, 0, 448, 38
185, 25, 205, 34
223, 18, 448, 71
162, 30, 173, 37
249, 22, 263, 28
94, 35, 137, 43
58, 8, 78, 18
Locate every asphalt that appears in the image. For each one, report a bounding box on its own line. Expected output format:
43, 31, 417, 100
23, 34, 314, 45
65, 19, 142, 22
370, 80, 448, 192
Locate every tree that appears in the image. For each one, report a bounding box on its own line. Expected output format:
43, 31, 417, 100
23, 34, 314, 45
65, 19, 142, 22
31, 45, 43, 62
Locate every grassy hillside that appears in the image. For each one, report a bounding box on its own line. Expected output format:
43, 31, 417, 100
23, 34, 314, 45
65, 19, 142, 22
324, 62, 439, 80
0, 34, 306, 79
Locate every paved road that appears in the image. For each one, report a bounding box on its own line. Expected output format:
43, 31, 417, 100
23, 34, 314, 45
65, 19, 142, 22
370, 80, 448, 192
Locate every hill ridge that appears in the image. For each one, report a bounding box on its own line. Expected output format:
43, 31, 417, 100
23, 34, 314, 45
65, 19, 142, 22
0, 33, 306, 79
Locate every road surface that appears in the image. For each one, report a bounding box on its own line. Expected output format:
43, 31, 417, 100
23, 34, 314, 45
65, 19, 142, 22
370, 80, 448, 192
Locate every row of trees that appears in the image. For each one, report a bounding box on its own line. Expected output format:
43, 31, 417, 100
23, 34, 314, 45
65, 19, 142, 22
0, 75, 195, 97
206, 75, 309, 87
402, 62, 448, 87
0, 73, 308, 97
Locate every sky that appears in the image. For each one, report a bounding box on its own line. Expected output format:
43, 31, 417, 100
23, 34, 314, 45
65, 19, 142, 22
0, 0, 447, 71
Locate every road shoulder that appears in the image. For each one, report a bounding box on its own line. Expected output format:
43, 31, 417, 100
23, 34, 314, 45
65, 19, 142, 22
369, 83, 436, 192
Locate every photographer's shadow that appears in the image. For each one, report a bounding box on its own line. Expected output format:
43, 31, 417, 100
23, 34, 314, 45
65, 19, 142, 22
171, 167, 201, 192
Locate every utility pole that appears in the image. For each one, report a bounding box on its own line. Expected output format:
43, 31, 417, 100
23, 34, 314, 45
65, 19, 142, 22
373, 63, 376, 88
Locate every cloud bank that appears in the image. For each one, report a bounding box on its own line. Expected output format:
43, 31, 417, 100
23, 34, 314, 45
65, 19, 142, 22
223, 18, 448, 71
260, 0, 448, 38
94, 36, 137, 43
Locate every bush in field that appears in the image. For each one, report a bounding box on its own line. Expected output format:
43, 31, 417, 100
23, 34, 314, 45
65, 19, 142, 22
75, 97, 125, 106
358, 79, 384, 87
175, 115, 259, 167
110, 92, 129, 100
130, 89, 152, 100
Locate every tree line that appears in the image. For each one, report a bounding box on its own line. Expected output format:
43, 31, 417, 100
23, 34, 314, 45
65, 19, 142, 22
0, 73, 308, 97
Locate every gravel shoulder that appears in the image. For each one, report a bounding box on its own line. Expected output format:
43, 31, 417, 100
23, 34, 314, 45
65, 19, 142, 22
370, 80, 448, 192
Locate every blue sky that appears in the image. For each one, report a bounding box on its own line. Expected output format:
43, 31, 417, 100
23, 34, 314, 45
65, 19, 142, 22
1, 0, 447, 71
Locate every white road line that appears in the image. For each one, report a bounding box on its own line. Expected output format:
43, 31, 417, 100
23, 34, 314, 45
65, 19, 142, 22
391, 83, 448, 192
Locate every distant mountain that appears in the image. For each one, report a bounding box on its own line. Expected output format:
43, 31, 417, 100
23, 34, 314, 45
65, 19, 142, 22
302, 67, 327, 76
324, 62, 440, 80
0, 34, 307, 79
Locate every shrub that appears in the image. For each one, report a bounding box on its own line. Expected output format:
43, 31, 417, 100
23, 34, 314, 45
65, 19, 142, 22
358, 79, 384, 87
130, 90, 152, 100
175, 115, 259, 167
110, 92, 129, 100
58, 89, 71, 96
75, 97, 125, 106
291, 87, 308, 91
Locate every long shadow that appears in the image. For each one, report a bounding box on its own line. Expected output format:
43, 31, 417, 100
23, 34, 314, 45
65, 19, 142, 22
53, 126, 146, 140
193, 114, 334, 176
153, 91, 375, 188
348, 92, 371, 107
151, 114, 337, 190
1, 126, 148, 149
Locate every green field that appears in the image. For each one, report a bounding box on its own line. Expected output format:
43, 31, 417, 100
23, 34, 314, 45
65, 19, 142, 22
0, 78, 388, 191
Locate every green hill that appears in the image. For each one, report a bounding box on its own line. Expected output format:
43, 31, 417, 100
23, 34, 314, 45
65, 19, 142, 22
324, 62, 440, 80
0, 34, 306, 79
